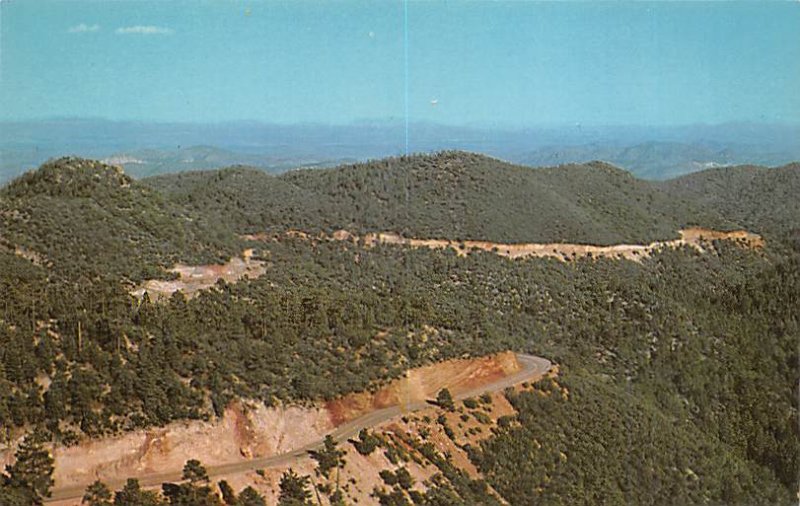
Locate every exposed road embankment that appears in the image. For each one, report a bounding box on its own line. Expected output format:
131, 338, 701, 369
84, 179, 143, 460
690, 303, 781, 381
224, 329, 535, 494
46, 354, 551, 503
246, 227, 763, 262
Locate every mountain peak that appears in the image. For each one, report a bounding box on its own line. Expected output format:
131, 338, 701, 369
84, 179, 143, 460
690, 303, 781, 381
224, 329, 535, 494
3, 157, 133, 199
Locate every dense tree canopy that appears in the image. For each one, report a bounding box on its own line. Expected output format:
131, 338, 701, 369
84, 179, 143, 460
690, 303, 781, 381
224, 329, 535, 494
0, 155, 797, 503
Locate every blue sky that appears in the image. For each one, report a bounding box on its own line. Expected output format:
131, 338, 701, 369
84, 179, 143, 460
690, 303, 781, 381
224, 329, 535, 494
1, 1, 798, 126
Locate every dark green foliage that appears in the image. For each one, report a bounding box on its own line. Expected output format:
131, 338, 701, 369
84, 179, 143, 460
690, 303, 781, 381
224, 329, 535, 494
405, 438, 500, 505
161, 459, 220, 505
414, 481, 464, 506
475, 373, 792, 505
278, 469, 313, 506
462, 398, 478, 409
146, 152, 733, 245
237, 486, 266, 506
471, 411, 491, 425
82, 462, 263, 506
0, 431, 54, 505
661, 162, 800, 240
0, 239, 465, 435
113, 478, 165, 506
373, 486, 411, 506
161, 480, 222, 506
217, 480, 236, 505
467, 252, 800, 504
328, 488, 345, 506
0, 157, 238, 281
182, 459, 209, 484
0, 228, 796, 503
0, 155, 798, 504
395, 467, 414, 490
353, 428, 381, 456
436, 415, 456, 441
0, 483, 34, 506
310, 435, 346, 478
435, 389, 454, 411
379, 469, 398, 486
408, 489, 425, 504
83, 480, 113, 506
144, 166, 320, 236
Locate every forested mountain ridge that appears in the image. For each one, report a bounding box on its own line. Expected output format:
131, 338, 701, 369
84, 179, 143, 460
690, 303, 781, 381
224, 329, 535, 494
145, 151, 736, 246
144, 165, 319, 237
660, 162, 800, 241
0, 153, 797, 505
0, 157, 239, 281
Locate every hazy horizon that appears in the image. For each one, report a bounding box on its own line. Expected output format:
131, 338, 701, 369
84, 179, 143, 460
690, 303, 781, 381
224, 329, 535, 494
2, 2, 799, 181
2, 1, 798, 127
2, 117, 799, 184
0, 3, 798, 506
5, 116, 800, 129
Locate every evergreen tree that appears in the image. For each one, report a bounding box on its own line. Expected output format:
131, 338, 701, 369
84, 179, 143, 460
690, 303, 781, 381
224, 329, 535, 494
0, 482, 34, 506
182, 459, 210, 484
310, 435, 346, 478
278, 469, 312, 506
162, 460, 220, 506
113, 478, 165, 506
82, 480, 113, 506
161, 480, 222, 506
436, 388, 455, 411
4, 431, 54, 503
237, 486, 266, 506
353, 428, 380, 456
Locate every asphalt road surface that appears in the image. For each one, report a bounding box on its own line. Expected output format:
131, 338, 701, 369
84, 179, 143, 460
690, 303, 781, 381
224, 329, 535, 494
47, 353, 551, 503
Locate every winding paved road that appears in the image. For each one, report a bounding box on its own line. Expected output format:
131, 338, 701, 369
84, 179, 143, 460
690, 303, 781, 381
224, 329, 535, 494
47, 354, 551, 503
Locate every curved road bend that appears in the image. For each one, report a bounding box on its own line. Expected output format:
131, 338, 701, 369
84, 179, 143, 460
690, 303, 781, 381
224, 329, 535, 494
47, 354, 551, 503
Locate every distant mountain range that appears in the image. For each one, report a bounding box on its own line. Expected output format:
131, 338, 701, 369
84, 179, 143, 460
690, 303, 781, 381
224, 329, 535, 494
519, 141, 797, 180
1, 119, 798, 182
99, 145, 354, 179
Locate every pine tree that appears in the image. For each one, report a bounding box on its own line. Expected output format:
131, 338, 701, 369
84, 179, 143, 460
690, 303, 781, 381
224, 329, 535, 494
278, 469, 312, 506
182, 459, 209, 484
5, 431, 54, 503
238, 486, 266, 506
82, 480, 112, 506
310, 435, 346, 478
113, 478, 164, 506
436, 388, 455, 411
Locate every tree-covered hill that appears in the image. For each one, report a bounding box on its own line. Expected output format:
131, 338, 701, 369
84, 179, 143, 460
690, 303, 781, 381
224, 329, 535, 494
143, 165, 324, 235
661, 162, 800, 241
144, 151, 731, 245
0, 157, 238, 281
2, 232, 797, 504
0, 154, 797, 504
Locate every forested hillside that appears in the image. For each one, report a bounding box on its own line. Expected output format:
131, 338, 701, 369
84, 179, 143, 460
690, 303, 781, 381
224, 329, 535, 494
661, 162, 800, 241
0, 154, 798, 504
146, 151, 732, 245
0, 158, 238, 281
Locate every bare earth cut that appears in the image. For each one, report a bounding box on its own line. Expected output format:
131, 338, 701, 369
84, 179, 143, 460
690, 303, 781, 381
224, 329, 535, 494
131, 248, 266, 300
39, 352, 551, 504
32, 229, 762, 503
137, 228, 761, 302
246, 227, 764, 262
